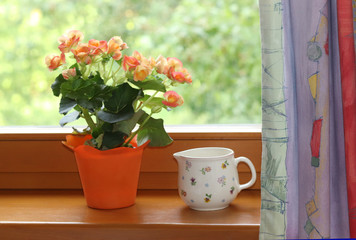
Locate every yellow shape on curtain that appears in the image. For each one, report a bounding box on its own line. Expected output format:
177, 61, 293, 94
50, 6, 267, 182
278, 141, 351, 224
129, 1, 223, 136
308, 73, 319, 100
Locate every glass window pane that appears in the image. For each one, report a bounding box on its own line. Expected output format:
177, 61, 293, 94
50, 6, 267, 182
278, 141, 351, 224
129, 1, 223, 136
0, 0, 261, 126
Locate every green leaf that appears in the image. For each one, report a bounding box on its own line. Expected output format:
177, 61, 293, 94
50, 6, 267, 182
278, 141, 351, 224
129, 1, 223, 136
97, 104, 134, 123
113, 109, 145, 135
60, 80, 89, 99
91, 127, 102, 139
91, 122, 112, 138
101, 131, 127, 149
90, 85, 112, 102
60, 73, 110, 111
60, 75, 105, 100
89, 72, 105, 85
51, 74, 66, 97
104, 83, 140, 113
129, 77, 166, 92
72, 78, 83, 90
59, 97, 77, 114
77, 98, 102, 110
59, 110, 80, 127
137, 117, 173, 147
139, 95, 166, 109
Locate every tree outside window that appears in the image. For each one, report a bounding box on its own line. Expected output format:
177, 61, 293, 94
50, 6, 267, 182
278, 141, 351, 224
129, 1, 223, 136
0, 0, 261, 126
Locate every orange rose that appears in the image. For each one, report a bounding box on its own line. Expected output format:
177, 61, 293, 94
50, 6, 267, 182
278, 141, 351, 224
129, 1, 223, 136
58, 30, 83, 53
107, 37, 121, 54
171, 70, 186, 83
62, 67, 77, 80
107, 36, 127, 58
167, 66, 192, 84
133, 65, 150, 81
71, 43, 92, 64
181, 68, 192, 83
112, 50, 122, 60
122, 55, 140, 71
140, 56, 155, 69
88, 39, 108, 55
155, 55, 169, 74
147, 57, 156, 69
162, 91, 184, 108
45, 53, 65, 70
167, 57, 183, 70
133, 50, 143, 62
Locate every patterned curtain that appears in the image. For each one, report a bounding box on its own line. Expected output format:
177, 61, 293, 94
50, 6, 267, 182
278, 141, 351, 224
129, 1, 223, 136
259, 0, 356, 239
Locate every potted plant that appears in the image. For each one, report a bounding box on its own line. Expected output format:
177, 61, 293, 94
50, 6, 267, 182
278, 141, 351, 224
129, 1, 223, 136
45, 30, 192, 209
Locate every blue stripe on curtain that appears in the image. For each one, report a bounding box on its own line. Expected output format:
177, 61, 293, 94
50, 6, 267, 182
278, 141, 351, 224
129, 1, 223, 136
259, 1, 288, 239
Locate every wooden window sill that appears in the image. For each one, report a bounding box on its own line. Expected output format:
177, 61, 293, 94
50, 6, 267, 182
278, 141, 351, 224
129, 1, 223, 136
0, 189, 260, 240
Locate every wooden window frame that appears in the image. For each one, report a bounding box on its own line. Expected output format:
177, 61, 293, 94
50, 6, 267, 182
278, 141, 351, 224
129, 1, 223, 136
0, 125, 261, 190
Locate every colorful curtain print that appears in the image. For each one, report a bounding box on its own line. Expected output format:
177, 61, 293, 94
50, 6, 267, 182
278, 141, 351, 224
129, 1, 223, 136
259, 0, 356, 239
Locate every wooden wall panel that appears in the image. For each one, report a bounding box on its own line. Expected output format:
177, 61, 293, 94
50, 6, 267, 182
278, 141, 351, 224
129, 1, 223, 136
0, 132, 261, 189
0, 172, 260, 190
0, 173, 82, 189
141, 139, 261, 173
0, 141, 77, 172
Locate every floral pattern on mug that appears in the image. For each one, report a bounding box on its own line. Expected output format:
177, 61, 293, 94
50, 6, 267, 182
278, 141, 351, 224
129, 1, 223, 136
190, 177, 197, 186
217, 175, 226, 187
221, 160, 229, 169
200, 166, 211, 175
204, 194, 212, 203
185, 160, 192, 171
230, 186, 235, 194
181, 190, 187, 197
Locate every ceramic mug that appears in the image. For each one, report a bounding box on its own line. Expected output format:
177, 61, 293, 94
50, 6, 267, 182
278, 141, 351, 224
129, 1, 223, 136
174, 147, 256, 211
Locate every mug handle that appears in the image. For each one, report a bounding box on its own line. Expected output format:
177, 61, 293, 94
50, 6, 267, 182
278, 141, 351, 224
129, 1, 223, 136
234, 157, 257, 191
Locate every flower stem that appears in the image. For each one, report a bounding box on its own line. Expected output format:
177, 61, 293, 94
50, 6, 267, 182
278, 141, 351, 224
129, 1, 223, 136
123, 112, 153, 147
108, 58, 114, 75
102, 62, 107, 80
79, 106, 96, 131
112, 65, 122, 81
79, 65, 87, 79
136, 91, 159, 111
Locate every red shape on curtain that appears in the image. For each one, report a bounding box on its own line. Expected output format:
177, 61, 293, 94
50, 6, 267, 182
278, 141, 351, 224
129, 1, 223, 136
324, 36, 329, 56
310, 119, 323, 158
337, 0, 356, 237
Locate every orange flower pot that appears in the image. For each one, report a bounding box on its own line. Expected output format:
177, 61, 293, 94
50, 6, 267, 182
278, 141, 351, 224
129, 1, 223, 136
63, 135, 148, 209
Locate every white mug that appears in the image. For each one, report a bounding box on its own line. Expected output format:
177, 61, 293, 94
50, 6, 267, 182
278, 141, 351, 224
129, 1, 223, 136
174, 147, 256, 211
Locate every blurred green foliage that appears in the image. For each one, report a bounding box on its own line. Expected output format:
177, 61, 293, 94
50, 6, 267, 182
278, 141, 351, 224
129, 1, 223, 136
0, 0, 261, 126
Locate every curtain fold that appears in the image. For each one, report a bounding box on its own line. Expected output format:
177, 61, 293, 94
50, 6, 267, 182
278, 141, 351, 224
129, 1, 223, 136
337, 0, 356, 236
259, 0, 355, 239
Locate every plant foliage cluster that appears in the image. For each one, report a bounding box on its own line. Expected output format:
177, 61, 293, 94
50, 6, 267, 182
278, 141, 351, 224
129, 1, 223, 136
46, 30, 190, 149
